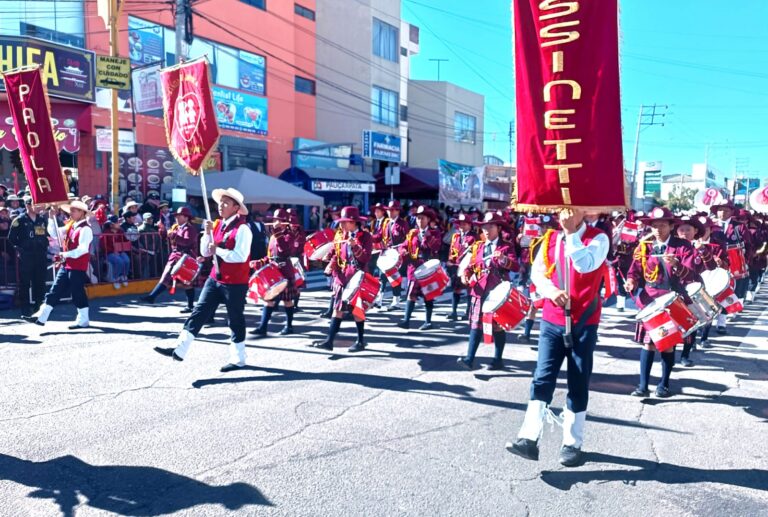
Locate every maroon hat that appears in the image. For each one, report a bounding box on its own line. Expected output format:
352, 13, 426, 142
474, 210, 509, 228
734, 208, 752, 222
415, 205, 436, 221
710, 200, 736, 213
386, 200, 402, 211
453, 213, 473, 225
676, 215, 703, 237
173, 207, 193, 218
337, 205, 367, 223
372, 203, 386, 211
289, 214, 300, 226
641, 206, 678, 225
267, 208, 290, 224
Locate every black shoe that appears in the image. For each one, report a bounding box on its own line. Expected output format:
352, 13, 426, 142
655, 386, 672, 398
140, 295, 155, 304
716, 326, 727, 335
487, 360, 505, 371
630, 388, 650, 397
617, 307, 625, 313
348, 340, 366, 353
153, 347, 183, 361
68, 323, 88, 330
21, 315, 44, 326
205, 320, 217, 328
461, 313, 469, 321
559, 445, 584, 467
418, 322, 434, 331
320, 310, 332, 319
397, 320, 410, 329
220, 363, 244, 373
293, 306, 301, 313
279, 326, 294, 336
180, 307, 193, 314
456, 357, 474, 370
249, 327, 267, 337
446, 312, 458, 321
310, 340, 333, 351
519, 334, 530, 344
681, 357, 694, 367
505, 438, 539, 461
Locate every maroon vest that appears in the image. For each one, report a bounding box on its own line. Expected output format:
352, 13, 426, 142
211, 216, 250, 285
64, 221, 91, 271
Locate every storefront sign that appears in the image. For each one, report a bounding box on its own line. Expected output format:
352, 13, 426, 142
311, 180, 375, 193
362, 130, 401, 162
1, 110, 80, 153
212, 85, 268, 136
118, 145, 176, 202
96, 55, 131, 89
294, 137, 351, 169
0, 36, 95, 102
96, 128, 136, 154
238, 50, 266, 95
128, 17, 165, 66
132, 63, 163, 113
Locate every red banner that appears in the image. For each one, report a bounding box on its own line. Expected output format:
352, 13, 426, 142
1, 66, 69, 204
514, 0, 625, 211
160, 58, 220, 176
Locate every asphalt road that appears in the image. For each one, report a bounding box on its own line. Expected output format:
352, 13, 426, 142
1, 284, 767, 516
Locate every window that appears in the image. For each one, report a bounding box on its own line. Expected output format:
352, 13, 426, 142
372, 18, 399, 62
371, 86, 399, 127
295, 76, 316, 95
454, 112, 477, 144
240, 0, 266, 9
295, 4, 315, 21
400, 47, 408, 57
400, 105, 408, 122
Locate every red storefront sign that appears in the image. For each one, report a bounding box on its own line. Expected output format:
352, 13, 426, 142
0, 104, 83, 153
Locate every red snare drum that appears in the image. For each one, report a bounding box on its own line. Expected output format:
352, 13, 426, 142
342, 271, 381, 313
304, 229, 335, 261
482, 281, 531, 331
248, 263, 288, 302
620, 221, 639, 243
377, 249, 403, 287
170, 254, 200, 285
529, 282, 544, 309
457, 252, 476, 288
726, 245, 748, 280
635, 293, 685, 352
372, 241, 383, 254
290, 257, 305, 288
414, 259, 449, 301
701, 268, 743, 314
663, 292, 701, 337
523, 217, 541, 238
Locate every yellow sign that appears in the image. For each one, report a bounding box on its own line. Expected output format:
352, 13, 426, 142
95, 55, 130, 90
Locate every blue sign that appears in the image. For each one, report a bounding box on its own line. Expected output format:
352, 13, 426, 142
294, 138, 351, 169
362, 130, 401, 162
212, 86, 268, 136
128, 17, 164, 66
238, 50, 266, 95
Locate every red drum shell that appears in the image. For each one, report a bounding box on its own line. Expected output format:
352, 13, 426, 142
701, 268, 743, 314
304, 229, 336, 261
377, 249, 403, 287
665, 295, 700, 337
249, 263, 288, 301
414, 259, 449, 301
639, 310, 682, 353
481, 282, 531, 330
726, 246, 748, 279
291, 257, 305, 288
342, 271, 381, 312
170, 254, 200, 284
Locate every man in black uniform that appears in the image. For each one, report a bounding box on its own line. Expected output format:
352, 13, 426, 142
8, 197, 49, 316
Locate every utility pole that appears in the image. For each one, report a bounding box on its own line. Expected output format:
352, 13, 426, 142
428, 58, 449, 81
172, 0, 191, 197
104, 0, 122, 214
630, 104, 667, 209
508, 120, 515, 166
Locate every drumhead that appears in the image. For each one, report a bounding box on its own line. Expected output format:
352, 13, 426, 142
310, 242, 334, 261
170, 254, 190, 275
290, 257, 304, 274
481, 281, 512, 313
377, 249, 400, 269
342, 271, 365, 302
701, 268, 729, 295
457, 252, 472, 276
414, 259, 441, 280
636, 294, 675, 321
685, 282, 703, 297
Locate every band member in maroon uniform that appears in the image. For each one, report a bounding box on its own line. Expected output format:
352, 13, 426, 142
397, 206, 443, 330
311, 206, 373, 352
154, 188, 252, 372
446, 213, 477, 321
378, 200, 410, 311
507, 208, 609, 467
141, 207, 199, 312
456, 211, 519, 370
693, 214, 729, 349
23, 200, 93, 329
250, 209, 299, 337
625, 207, 697, 398
287, 211, 306, 310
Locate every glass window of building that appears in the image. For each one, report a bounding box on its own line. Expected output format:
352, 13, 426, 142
454, 112, 477, 144
295, 76, 316, 95
371, 86, 398, 127
0, 0, 85, 47
294, 4, 315, 21
239, 0, 266, 9
372, 18, 399, 62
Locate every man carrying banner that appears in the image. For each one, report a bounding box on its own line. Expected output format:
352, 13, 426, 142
22, 200, 93, 329
154, 188, 252, 372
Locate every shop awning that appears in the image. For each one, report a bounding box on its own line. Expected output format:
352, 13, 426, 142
374, 167, 439, 198
280, 167, 376, 193
186, 168, 324, 206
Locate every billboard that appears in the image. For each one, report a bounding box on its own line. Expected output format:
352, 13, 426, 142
212, 86, 268, 136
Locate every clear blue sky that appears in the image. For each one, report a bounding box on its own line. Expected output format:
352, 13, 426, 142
404, 0, 768, 184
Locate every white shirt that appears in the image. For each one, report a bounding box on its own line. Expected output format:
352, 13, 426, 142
49, 219, 93, 259
485, 238, 499, 256
201, 215, 253, 263
531, 223, 609, 299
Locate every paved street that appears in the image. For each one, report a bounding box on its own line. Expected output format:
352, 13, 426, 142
1, 286, 767, 516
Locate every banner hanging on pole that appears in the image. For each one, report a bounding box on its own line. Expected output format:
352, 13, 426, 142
160, 57, 220, 176
513, 0, 625, 211
1, 66, 69, 204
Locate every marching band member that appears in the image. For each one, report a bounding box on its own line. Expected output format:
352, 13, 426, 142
154, 188, 252, 372
378, 200, 410, 311
675, 216, 710, 367
141, 207, 199, 312
250, 209, 299, 337
368, 203, 387, 305
456, 211, 518, 370
22, 200, 93, 329
625, 207, 697, 398
506, 208, 609, 467
520, 214, 559, 343
744, 211, 766, 303
310, 206, 373, 352
692, 214, 729, 349
397, 206, 442, 331
446, 213, 477, 321
287, 211, 306, 310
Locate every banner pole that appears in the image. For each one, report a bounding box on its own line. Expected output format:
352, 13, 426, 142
109, 0, 122, 214
199, 167, 212, 221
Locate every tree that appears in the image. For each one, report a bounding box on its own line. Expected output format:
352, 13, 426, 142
667, 185, 697, 212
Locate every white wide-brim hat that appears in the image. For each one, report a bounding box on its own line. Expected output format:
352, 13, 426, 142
61, 200, 90, 214
212, 188, 247, 215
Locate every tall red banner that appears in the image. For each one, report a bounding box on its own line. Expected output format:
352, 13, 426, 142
1, 67, 69, 204
514, 0, 625, 211
160, 58, 220, 175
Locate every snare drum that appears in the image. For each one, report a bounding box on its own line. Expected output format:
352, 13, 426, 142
304, 229, 336, 261
523, 217, 541, 238
248, 263, 288, 301
341, 271, 381, 313
290, 257, 305, 288
377, 249, 403, 287
170, 254, 200, 285
701, 268, 743, 314
663, 292, 701, 337
457, 252, 476, 287
414, 259, 450, 301
726, 245, 748, 280
620, 221, 639, 243
635, 293, 685, 352
685, 282, 720, 323
482, 281, 531, 331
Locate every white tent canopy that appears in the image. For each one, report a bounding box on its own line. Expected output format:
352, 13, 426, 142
185, 168, 323, 207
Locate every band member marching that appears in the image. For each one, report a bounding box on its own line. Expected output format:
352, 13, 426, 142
397, 206, 442, 331
456, 211, 519, 370
311, 206, 373, 352
250, 209, 299, 337
625, 207, 697, 398
375, 200, 410, 311
287, 211, 306, 310
506, 208, 610, 467
22, 200, 93, 329
154, 188, 253, 372
141, 207, 199, 312
692, 214, 729, 349
446, 213, 477, 321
